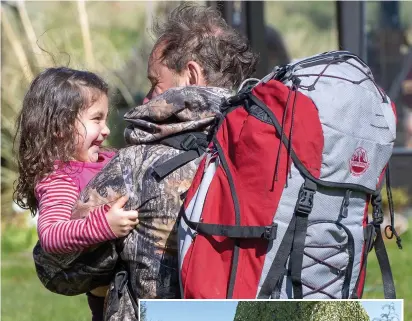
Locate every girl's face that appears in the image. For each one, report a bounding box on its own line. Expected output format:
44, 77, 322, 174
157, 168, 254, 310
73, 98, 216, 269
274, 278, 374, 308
74, 93, 110, 162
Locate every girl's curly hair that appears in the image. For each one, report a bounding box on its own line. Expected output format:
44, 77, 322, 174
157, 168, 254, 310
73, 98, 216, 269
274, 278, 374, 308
13, 67, 109, 216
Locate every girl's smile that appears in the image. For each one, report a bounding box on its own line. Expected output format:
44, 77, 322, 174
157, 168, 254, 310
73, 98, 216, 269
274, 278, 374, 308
75, 93, 110, 163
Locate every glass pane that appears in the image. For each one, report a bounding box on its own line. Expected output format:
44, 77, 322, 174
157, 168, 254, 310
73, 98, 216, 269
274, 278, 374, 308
366, 1, 412, 147
264, 1, 338, 65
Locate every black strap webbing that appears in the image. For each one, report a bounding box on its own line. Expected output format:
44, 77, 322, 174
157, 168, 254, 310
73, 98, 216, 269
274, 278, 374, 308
290, 214, 310, 298
180, 207, 278, 240
371, 191, 397, 299
153, 133, 208, 180
290, 179, 317, 298
160, 132, 208, 151
374, 225, 396, 299
257, 178, 316, 299
257, 216, 297, 298
153, 150, 200, 180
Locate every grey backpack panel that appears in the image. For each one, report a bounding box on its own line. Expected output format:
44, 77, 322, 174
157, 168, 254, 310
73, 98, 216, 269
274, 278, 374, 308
257, 51, 397, 299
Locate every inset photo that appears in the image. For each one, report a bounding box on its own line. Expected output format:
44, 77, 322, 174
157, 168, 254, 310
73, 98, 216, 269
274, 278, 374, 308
140, 300, 403, 321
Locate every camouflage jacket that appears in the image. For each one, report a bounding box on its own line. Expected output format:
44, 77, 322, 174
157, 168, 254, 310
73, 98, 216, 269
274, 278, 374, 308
33, 86, 231, 321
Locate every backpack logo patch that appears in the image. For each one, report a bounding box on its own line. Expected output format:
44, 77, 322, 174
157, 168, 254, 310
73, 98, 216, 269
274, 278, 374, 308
350, 147, 369, 176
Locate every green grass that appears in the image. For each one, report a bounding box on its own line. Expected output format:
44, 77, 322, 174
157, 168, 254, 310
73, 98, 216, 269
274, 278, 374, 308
1, 226, 410, 320
1, 251, 90, 321
363, 227, 411, 320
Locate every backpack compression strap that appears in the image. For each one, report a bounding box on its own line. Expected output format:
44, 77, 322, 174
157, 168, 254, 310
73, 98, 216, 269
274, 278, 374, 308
179, 206, 278, 240
371, 193, 397, 299
153, 132, 208, 181
374, 226, 396, 299
257, 178, 317, 299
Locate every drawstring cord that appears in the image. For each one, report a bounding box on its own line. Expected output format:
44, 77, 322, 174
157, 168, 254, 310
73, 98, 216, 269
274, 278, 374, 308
271, 85, 292, 191
286, 78, 301, 186
385, 166, 403, 249
272, 77, 300, 191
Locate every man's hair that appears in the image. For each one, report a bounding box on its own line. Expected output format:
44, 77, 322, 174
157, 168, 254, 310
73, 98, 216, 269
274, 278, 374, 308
152, 2, 259, 90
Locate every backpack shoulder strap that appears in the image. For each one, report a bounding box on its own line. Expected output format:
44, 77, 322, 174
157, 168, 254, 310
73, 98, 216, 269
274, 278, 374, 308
374, 226, 396, 299
370, 191, 397, 299
153, 132, 208, 181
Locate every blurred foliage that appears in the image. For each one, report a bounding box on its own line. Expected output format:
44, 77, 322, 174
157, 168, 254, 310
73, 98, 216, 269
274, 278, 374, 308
234, 301, 370, 321
381, 187, 410, 211
265, 1, 338, 60
367, 187, 410, 217
2, 224, 37, 254
0, 0, 183, 226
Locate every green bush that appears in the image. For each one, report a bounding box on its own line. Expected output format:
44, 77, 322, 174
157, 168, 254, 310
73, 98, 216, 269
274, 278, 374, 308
1, 224, 37, 254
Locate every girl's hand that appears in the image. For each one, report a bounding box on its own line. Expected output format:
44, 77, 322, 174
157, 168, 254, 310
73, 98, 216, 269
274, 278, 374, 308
105, 195, 139, 237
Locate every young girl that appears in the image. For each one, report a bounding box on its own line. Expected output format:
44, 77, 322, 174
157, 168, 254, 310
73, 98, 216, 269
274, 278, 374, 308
14, 67, 138, 321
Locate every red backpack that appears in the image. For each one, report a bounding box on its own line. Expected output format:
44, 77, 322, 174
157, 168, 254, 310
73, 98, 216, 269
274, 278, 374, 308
177, 51, 401, 299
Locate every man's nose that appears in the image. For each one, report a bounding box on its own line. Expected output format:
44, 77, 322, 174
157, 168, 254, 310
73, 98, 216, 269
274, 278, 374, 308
143, 87, 160, 104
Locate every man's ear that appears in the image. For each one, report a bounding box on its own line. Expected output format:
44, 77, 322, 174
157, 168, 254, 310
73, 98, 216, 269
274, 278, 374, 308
186, 60, 207, 86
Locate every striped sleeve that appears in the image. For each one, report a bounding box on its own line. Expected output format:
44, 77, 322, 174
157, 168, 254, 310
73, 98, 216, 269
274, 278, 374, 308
35, 172, 117, 254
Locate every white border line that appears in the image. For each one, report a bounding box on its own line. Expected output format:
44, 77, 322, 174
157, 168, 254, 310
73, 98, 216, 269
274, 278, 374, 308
140, 299, 404, 321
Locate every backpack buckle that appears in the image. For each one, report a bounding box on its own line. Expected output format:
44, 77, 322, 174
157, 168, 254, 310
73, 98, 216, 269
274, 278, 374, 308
222, 92, 249, 108
181, 134, 197, 151
372, 204, 384, 225
262, 223, 278, 241
371, 193, 384, 226
296, 187, 315, 216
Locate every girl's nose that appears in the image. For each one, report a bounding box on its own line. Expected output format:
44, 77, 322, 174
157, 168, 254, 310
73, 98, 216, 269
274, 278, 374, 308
101, 123, 110, 137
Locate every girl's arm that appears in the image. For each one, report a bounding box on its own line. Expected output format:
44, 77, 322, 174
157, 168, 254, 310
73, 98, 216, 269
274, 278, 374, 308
36, 173, 117, 254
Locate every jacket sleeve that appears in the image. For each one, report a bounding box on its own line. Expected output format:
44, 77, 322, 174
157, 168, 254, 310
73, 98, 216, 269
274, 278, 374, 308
33, 154, 128, 295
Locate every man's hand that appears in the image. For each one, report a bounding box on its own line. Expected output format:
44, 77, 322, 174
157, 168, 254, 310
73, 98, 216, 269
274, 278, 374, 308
106, 196, 139, 237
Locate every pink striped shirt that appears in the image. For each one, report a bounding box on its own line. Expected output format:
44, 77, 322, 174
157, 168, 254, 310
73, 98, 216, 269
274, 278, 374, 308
35, 152, 117, 254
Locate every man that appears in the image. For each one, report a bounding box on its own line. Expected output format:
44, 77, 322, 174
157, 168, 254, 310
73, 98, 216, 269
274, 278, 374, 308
144, 2, 258, 101
33, 3, 258, 321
